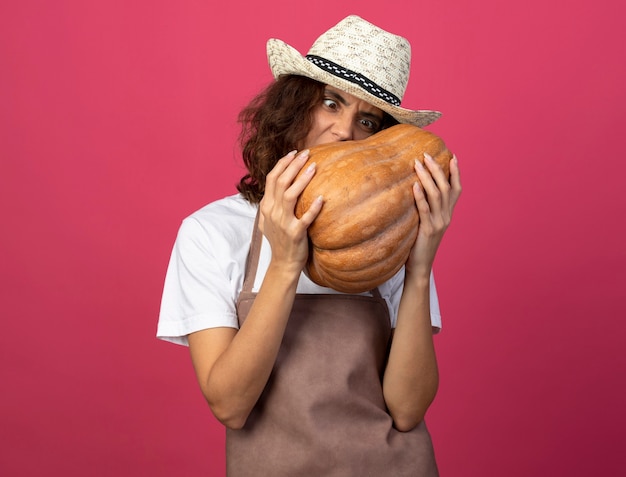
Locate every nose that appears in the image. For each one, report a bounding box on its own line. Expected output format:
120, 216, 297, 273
331, 113, 353, 141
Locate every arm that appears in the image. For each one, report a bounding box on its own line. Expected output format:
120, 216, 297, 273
188, 150, 323, 430
382, 153, 462, 431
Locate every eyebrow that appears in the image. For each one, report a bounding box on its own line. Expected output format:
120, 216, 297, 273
325, 88, 384, 123
325, 88, 350, 106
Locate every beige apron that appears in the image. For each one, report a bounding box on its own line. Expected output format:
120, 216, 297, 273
226, 218, 438, 476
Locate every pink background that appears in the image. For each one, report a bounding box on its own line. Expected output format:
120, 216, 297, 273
2, 1, 625, 475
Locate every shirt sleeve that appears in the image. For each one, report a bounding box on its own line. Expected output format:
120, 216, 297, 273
386, 269, 442, 332
429, 272, 442, 333
156, 217, 239, 346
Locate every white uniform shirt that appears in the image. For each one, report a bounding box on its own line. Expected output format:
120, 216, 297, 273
157, 194, 441, 346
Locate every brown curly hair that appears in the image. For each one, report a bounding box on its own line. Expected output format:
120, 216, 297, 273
236, 74, 398, 203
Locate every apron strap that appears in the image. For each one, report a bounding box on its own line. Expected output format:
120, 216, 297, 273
242, 208, 262, 295
370, 287, 383, 299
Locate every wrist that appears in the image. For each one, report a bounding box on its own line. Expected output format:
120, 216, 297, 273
264, 260, 302, 289
403, 266, 431, 289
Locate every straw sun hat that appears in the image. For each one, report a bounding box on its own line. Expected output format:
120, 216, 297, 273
267, 15, 441, 128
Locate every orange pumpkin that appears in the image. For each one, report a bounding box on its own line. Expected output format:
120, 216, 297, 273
295, 124, 452, 293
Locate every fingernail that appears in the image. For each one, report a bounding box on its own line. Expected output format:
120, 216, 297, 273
306, 162, 316, 174
424, 152, 434, 162
299, 149, 310, 159
415, 158, 425, 170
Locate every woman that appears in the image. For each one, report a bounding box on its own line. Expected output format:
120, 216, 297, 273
158, 15, 461, 476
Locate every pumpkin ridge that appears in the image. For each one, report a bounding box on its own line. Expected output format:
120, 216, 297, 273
306, 148, 419, 248
309, 177, 417, 250
310, 229, 414, 293
312, 206, 418, 269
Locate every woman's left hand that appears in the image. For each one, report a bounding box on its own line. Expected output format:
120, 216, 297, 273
383, 153, 460, 429
406, 153, 462, 278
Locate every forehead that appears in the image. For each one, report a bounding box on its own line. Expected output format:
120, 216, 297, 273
324, 85, 383, 116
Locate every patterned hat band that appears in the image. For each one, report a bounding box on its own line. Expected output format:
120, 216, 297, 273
306, 55, 401, 107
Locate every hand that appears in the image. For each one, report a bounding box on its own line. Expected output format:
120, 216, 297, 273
406, 152, 462, 278
258, 149, 324, 274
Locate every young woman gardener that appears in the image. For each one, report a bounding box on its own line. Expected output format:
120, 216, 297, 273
158, 15, 461, 476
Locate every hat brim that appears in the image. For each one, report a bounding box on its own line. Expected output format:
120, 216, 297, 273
267, 38, 441, 128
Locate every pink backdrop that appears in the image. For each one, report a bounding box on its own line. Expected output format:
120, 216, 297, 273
2, 1, 625, 475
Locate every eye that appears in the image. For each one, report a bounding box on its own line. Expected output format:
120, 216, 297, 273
323, 98, 339, 110
359, 117, 380, 133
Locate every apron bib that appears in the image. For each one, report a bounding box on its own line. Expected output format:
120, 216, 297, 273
226, 217, 438, 476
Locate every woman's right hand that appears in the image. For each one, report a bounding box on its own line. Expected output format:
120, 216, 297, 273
258, 149, 324, 274
188, 150, 324, 430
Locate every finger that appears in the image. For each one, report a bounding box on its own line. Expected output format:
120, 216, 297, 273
449, 155, 462, 209
423, 152, 450, 188
412, 180, 431, 221
414, 157, 442, 212
283, 159, 319, 204
298, 194, 325, 227
425, 152, 461, 218
271, 149, 311, 197
424, 152, 452, 199
264, 150, 298, 199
